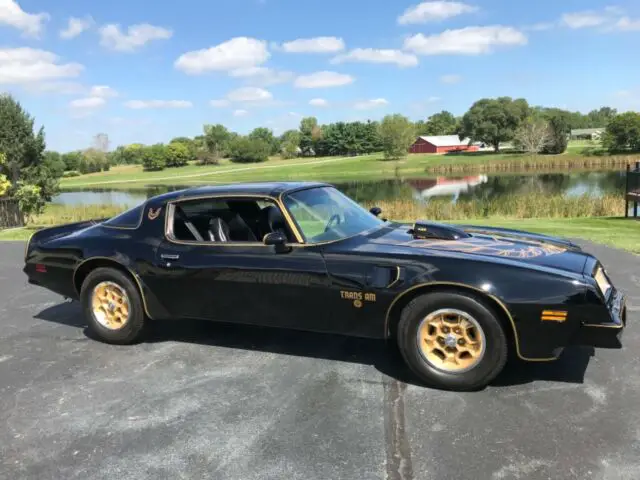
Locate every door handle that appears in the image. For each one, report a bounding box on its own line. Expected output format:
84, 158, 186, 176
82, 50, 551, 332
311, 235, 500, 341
161, 254, 180, 260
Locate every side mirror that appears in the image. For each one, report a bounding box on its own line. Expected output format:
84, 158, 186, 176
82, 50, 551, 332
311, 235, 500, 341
370, 206, 382, 217
263, 231, 290, 253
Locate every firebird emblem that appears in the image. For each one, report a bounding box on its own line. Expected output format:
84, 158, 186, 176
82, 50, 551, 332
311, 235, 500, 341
148, 208, 161, 220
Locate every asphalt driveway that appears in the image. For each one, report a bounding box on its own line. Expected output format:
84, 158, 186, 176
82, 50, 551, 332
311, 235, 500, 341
1, 240, 639, 480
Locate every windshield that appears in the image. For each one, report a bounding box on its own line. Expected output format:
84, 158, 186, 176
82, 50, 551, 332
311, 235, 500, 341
283, 187, 384, 243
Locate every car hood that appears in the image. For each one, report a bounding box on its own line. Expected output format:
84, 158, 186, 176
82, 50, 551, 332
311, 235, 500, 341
365, 222, 590, 275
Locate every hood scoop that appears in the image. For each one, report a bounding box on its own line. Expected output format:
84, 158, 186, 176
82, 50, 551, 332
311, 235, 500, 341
409, 221, 471, 241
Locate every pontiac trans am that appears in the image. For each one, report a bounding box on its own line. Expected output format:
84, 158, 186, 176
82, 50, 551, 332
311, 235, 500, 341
24, 182, 627, 390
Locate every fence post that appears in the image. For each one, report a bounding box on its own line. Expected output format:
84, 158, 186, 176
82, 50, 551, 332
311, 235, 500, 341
625, 164, 630, 218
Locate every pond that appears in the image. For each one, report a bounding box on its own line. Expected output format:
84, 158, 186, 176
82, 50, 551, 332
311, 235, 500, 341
53, 170, 627, 208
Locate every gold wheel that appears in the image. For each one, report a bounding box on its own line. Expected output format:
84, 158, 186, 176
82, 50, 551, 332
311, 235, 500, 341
91, 281, 131, 330
417, 309, 486, 373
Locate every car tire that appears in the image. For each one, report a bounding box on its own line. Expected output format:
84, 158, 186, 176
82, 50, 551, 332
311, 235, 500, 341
397, 291, 508, 391
80, 267, 146, 345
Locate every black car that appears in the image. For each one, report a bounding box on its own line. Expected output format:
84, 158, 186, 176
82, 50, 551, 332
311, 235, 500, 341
24, 182, 627, 390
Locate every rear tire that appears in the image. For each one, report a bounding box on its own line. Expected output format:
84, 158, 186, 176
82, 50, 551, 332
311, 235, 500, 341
80, 267, 146, 345
397, 291, 507, 391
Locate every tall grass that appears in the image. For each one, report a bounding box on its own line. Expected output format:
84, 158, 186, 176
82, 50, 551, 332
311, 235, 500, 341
369, 193, 624, 221
32, 204, 125, 226
426, 154, 638, 174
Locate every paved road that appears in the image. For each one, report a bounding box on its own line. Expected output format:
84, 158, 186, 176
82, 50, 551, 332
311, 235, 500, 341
1, 241, 639, 480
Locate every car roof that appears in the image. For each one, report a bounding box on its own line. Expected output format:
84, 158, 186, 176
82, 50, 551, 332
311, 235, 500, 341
149, 181, 332, 204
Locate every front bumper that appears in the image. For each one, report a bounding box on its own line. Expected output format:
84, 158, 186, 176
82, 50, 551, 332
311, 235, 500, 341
572, 288, 627, 349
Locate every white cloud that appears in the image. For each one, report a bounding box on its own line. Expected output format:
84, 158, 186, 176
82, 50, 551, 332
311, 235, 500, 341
70, 97, 106, 109
558, 8, 640, 32
210, 99, 231, 108
616, 16, 640, 31
561, 11, 609, 29
398, 1, 477, 25
99, 23, 172, 52
89, 85, 118, 98
281, 37, 345, 53
440, 73, 462, 84
60, 16, 93, 39
226, 86, 272, 103
294, 71, 355, 89
0, 0, 48, 37
0, 48, 84, 84
175, 37, 269, 74
427, 96, 441, 103
124, 100, 192, 109
233, 109, 248, 117
229, 66, 293, 85
309, 98, 328, 107
404, 26, 527, 55
354, 98, 389, 110
331, 48, 418, 68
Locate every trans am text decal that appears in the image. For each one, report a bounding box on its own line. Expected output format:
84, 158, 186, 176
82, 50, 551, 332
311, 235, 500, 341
340, 290, 376, 308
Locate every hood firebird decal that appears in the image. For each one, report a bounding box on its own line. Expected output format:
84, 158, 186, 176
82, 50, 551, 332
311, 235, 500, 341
372, 236, 566, 259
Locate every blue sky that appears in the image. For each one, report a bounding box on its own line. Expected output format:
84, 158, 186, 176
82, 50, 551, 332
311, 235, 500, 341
1, 0, 639, 152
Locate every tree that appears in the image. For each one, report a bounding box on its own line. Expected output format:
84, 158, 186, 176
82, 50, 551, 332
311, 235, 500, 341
43, 151, 66, 177
421, 111, 458, 136
141, 144, 168, 171
249, 127, 279, 155
459, 97, 530, 152
61, 151, 82, 171
299, 117, 322, 156
166, 142, 192, 167
170, 137, 198, 158
542, 113, 570, 154
203, 124, 230, 159
0, 94, 59, 202
378, 114, 415, 161
280, 130, 300, 159
83, 148, 111, 172
228, 137, 270, 163
513, 116, 551, 155
587, 107, 617, 127
603, 112, 640, 152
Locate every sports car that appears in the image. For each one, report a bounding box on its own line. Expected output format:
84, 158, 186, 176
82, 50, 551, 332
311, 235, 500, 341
23, 182, 627, 390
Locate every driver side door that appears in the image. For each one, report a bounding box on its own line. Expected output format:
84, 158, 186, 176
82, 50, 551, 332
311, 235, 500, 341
146, 196, 336, 333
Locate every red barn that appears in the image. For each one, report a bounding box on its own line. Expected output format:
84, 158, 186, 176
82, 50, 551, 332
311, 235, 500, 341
409, 135, 479, 154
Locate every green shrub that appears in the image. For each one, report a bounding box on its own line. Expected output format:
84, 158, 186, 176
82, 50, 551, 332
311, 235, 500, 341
229, 137, 270, 163
196, 150, 220, 166
141, 144, 168, 171
166, 142, 192, 167
14, 183, 45, 221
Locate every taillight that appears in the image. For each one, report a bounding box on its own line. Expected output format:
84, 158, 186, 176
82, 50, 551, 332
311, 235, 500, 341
35, 264, 47, 273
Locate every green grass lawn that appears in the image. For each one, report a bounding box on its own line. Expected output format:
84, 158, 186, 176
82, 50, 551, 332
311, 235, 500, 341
4, 217, 638, 253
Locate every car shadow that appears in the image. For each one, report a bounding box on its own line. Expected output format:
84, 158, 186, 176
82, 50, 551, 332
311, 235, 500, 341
35, 302, 594, 389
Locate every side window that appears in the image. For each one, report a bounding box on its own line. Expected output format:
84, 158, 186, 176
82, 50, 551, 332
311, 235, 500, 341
103, 204, 144, 229
167, 197, 296, 244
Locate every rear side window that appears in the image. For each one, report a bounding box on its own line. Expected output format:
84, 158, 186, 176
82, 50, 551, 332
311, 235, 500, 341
103, 204, 144, 229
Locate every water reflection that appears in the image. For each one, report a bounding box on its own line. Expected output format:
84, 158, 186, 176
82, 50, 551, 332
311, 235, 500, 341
53, 170, 627, 207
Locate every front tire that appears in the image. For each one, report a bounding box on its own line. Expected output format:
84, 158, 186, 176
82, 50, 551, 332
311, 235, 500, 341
397, 291, 508, 391
80, 267, 146, 344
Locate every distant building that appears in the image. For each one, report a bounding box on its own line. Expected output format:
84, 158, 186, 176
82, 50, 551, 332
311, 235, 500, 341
409, 135, 480, 154
570, 128, 605, 141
